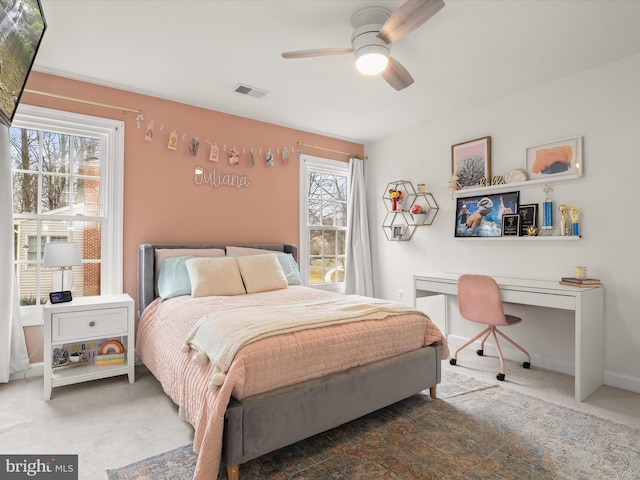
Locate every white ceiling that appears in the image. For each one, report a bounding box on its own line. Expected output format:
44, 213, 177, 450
33, 0, 640, 143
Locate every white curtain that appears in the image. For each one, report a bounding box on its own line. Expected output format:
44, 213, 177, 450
0, 126, 30, 383
345, 157, 374, 296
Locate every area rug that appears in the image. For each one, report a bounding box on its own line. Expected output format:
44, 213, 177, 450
107, 370, 640, 480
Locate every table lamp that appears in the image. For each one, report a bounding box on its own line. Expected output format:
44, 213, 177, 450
42, 242, 82, 293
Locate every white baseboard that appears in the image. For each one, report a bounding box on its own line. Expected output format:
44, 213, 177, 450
9, 362, 43, 382
447, 334, 573, 377
447, 334, 640, 394
604, 370, 640, 394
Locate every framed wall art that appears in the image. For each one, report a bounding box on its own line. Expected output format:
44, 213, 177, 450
455, 191, 519, 237
526, 136, 582, 180
0, 0, 47, 127
391, 224, 405, 240
451, 136, 491, 188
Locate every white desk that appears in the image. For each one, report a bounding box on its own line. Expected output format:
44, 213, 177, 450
414, 273, 605, 402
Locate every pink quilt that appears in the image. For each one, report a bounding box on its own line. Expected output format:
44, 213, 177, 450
136, 286, 448, 479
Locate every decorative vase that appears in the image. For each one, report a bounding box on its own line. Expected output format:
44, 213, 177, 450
392, 199, 398, 211
413, 213, 427, 224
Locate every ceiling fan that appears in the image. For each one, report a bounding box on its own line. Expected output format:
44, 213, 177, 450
281, 0, 445, 91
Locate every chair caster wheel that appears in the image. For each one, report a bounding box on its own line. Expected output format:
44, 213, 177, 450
496, 373, 505, 381
449, 358, 457, 365
476, 349, 484, 356
523, 362, 531, 369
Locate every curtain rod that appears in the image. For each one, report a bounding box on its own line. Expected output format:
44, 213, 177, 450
297, 141, 367, 160
24, 89, 143, 116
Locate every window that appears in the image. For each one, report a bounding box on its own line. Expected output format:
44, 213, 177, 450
10, 105, 124, 325
26, 235, 67, 264
299, 155, 349, 293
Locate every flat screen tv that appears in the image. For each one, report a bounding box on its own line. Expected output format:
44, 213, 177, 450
0, 0, 47, 127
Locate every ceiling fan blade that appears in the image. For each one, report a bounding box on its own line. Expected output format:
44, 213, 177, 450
282, 48, 353, 59
378, 0, 445, 44
382, 57, 414, 91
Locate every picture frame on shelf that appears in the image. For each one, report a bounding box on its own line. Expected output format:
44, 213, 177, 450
526, 136, 582, 180
391, 224, 405, 240
451, 136, 491, 188
455, 191, 519, 238
518, 203, 538, 236
501, 214, 521, 236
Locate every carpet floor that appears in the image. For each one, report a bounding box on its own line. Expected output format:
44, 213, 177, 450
107, 370, 640, 480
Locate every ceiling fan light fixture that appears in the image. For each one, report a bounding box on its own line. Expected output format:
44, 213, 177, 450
355, 45, 389, 75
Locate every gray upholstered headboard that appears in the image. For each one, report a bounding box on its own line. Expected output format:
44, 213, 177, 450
137, 243, 298, 318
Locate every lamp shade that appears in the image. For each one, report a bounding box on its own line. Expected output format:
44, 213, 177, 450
42, 242, 83, 268
355, 46, 389, 75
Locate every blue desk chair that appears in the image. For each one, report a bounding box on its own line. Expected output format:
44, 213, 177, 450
449, 274, 531, 381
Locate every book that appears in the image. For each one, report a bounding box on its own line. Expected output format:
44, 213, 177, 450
560, 277, 602, 285
559, 281, 603, 288
95, 353, 125, 366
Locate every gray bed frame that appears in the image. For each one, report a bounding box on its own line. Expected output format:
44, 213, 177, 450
138, 243, 442, 480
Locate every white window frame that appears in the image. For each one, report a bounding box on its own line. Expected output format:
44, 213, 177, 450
299, 154, 349, 294
12, 105, 125, 326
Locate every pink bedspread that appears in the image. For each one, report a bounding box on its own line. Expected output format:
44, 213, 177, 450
136, 286, 448, 479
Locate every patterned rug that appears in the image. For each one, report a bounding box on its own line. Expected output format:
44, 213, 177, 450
107, 370, 640, 480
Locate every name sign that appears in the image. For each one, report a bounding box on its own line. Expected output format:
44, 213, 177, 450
194, 167, 250, 189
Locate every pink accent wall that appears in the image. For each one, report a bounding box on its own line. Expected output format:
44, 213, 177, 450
21, 72, 363, 362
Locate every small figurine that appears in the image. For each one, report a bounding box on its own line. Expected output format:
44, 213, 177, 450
448, 174, 460, 191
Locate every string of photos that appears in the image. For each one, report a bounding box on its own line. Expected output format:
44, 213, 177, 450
142, 118, 298, 167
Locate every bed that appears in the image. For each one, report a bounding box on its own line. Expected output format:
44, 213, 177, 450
136, 243, 448, 480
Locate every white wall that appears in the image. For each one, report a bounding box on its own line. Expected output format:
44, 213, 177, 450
365, 53, 640, 394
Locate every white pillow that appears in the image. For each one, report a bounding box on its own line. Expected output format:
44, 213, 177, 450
227, 251, 301, 286
236, 254, 288, 294
185, 257, 246, 297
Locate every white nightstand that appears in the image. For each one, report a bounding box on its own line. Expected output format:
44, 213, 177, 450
43, 293, 135, 401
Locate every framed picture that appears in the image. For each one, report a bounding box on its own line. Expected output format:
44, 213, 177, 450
526, 136, 582, 180
451, 136, 491, 188
501, 214, 520, 236
455, 191, 519, 237
518, 204, 538, 236
391, 224, 405, 240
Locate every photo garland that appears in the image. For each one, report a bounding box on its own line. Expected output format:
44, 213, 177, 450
143, 117, 298, 167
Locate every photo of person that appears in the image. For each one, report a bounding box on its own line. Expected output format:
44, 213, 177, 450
455, 192, 519, 237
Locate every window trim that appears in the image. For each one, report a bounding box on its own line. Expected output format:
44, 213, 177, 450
299, 154, 349, 294
12, 105, 125, 326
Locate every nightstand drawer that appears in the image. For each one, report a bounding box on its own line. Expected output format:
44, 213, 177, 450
52, 307, 128, 342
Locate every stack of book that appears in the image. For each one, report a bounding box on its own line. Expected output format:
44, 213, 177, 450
559, 277, 603, 287
95, 353, 126, 366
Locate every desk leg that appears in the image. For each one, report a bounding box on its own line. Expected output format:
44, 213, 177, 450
575, 288, 605, 401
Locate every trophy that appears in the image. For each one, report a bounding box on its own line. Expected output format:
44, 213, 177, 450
569, 207, 581, 236
558, 204, 569, 236
542, 184, 554, 235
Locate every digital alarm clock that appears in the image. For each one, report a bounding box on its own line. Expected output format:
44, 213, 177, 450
49, 291, 73, 304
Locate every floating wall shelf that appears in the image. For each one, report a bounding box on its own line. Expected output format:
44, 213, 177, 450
382, 180, 439, 241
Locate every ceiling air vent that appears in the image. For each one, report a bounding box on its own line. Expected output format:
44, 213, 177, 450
234, 83, 268, 99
